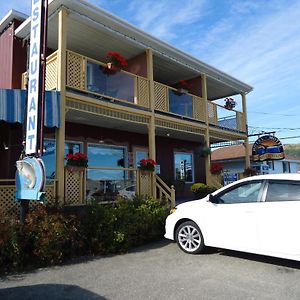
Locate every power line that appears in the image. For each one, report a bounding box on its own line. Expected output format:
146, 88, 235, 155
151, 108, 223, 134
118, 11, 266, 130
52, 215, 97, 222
249, 126, 300, 131
248, 111, 297, 117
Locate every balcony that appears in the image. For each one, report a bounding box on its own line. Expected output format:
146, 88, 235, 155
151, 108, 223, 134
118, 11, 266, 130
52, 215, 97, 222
22, 50, 246, 133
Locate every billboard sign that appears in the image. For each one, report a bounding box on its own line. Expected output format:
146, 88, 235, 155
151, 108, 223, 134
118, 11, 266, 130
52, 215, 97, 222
252, 135, 284, 162
25, 0, 43, 154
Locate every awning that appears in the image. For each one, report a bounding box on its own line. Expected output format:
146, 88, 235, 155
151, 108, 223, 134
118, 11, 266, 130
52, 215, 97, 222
0, 89, 60, 127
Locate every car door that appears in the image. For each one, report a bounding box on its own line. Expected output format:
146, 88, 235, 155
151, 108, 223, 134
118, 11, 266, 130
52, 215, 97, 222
257, 180, 300, 258
203, 180, 264, 252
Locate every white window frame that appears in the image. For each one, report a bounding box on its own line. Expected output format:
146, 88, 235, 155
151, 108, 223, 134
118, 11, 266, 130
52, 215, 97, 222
174, 151, 195, 183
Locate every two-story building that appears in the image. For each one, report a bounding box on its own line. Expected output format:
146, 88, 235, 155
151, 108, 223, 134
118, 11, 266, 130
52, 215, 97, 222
0, 0, 252, 211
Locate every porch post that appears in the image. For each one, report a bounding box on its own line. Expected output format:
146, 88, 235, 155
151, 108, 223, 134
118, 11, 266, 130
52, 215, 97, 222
201, 74, 211, 185
242, 92, 251, 169
146, 48, 156, 197
56, 8, 67, 204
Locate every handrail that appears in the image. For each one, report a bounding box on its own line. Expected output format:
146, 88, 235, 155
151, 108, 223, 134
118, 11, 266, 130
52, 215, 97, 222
155, 175, 175, 208
87, 167, 138, 171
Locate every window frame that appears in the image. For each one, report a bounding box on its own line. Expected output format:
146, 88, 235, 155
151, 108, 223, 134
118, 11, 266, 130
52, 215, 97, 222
173, 151, 195, 183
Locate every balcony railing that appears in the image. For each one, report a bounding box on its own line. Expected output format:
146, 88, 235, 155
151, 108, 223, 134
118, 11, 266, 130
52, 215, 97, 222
208, 102, 246, 132
66, 51, 150, 108
153, 81, 206, 123
21, 50, 246, 133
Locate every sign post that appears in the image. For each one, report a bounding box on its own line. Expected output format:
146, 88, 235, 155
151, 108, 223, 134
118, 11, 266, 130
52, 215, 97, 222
16, 0, 48, 224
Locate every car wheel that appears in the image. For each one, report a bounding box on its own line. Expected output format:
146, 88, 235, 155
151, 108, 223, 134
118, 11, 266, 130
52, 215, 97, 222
175, 221, 204, 254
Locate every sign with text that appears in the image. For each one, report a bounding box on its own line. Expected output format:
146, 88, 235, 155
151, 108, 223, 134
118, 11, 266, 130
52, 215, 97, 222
252, 135, 284, 162
25, 0, 43, 154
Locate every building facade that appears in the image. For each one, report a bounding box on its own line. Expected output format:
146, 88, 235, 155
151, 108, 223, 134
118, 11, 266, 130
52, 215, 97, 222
0, 0, 253, 209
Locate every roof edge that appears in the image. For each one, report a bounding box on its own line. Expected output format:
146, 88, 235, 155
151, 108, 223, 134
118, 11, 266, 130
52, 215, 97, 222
0, 9, 28, 33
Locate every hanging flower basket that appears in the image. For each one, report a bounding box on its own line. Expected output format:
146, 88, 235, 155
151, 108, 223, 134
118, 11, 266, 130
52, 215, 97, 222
200, 146, 211, 157
210, 163, 224, 175
224, 97, 237, 110
139, 159, 157, 172
102, 51, 128, 75
65, 152, 88, 168
174, 80, 192, 95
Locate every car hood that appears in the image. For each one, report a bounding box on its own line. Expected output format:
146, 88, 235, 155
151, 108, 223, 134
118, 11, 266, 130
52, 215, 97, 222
176, 195, 209, 210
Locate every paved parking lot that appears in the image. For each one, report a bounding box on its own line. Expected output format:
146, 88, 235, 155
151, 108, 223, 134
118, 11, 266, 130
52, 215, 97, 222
1, 240, 300, 300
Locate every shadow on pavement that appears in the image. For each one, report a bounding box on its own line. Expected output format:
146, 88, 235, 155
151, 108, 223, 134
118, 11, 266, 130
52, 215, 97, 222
0, 284, 107, 300
130, 239, 172, 253
218, 248, 300, 270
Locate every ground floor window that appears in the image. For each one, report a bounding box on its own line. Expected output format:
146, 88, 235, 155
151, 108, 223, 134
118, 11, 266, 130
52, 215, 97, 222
86, 144, 136, 201
43, 139, 82, 181
174, 152, 194, 183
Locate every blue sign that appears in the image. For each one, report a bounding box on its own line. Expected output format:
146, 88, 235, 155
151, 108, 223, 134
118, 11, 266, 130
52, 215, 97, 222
25, 0, 43, 154
15, 157, 46, 201
224, 173, 238, 185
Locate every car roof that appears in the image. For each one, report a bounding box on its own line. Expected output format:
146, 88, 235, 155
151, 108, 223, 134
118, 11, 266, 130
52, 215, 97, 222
243, 173, 300, 181
213, 173, 300, 195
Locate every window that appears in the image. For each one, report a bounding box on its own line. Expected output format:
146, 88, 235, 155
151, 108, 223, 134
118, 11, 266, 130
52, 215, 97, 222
43, 139, 81, 181
87, 144, 127, 180
86, 61, 135, 102
174, 152, 194, 182
169, 91, 193, 118
266, 181, 300, 202
216, 181, 263, 204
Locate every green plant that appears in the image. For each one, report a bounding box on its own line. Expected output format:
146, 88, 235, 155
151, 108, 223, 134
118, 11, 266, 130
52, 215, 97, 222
190, 183, 216, 199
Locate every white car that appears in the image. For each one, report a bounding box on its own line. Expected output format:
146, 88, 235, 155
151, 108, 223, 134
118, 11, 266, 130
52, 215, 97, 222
165, 173, 300, 261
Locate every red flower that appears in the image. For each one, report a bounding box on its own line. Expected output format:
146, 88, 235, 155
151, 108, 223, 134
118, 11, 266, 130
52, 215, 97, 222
107, 51, 128, 68
65, 152, 88, 167
139, 158, 157, 171
176, 80, 192, 90
210, 163, 224, 174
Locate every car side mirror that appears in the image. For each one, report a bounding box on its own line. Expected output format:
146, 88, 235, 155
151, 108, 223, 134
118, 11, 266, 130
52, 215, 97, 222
208, 194, 218, 204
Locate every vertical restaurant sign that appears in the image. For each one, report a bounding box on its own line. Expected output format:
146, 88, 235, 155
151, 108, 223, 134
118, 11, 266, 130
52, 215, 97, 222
252, 135, 284, 161
25, 0, 43, 155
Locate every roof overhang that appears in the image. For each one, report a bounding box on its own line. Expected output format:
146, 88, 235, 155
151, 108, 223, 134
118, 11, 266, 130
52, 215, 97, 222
15, 0, 253, 100
0, 9, 28, 33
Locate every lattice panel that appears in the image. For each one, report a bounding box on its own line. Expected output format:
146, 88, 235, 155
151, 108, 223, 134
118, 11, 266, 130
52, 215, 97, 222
67, 99, 149, 124
154, 82, 168, 111
155, 119, 205, 135
46, 54, 58, 90
0, 184, 57, 217
208, 102, 218, 125
236, 111, 246, 132
65, 168, 85, 205
137, 77, 150, 108
193, 96, 206, 122
67, 51, 85, 90
139, 172, 152, 196
0, 186, 17, 215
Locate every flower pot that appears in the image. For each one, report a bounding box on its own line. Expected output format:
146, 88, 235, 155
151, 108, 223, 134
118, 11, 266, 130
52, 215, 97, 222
65, 165, 86, 172
224, 105, 234, 110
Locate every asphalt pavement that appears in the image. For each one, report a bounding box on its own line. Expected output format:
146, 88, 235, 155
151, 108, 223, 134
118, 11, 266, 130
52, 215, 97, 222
1, 239, 300, 300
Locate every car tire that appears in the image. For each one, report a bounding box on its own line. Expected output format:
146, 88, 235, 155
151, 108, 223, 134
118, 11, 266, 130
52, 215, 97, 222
175, 221, 205, 254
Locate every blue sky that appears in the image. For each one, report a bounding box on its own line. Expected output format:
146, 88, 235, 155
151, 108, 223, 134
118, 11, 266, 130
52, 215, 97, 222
1, 0, 300, 144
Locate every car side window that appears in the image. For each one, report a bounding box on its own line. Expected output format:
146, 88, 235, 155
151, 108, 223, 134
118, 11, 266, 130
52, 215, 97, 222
215, 181, 263, 204
265, 181, 300, 202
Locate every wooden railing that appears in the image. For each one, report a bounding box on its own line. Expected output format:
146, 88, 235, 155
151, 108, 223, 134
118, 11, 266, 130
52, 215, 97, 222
153, 81, 206, 123
208, 102, 246, 132
0, 179, 58, 215
66, 50, 150, 109
21, 49, 246, 133
155, 175, 176, 208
